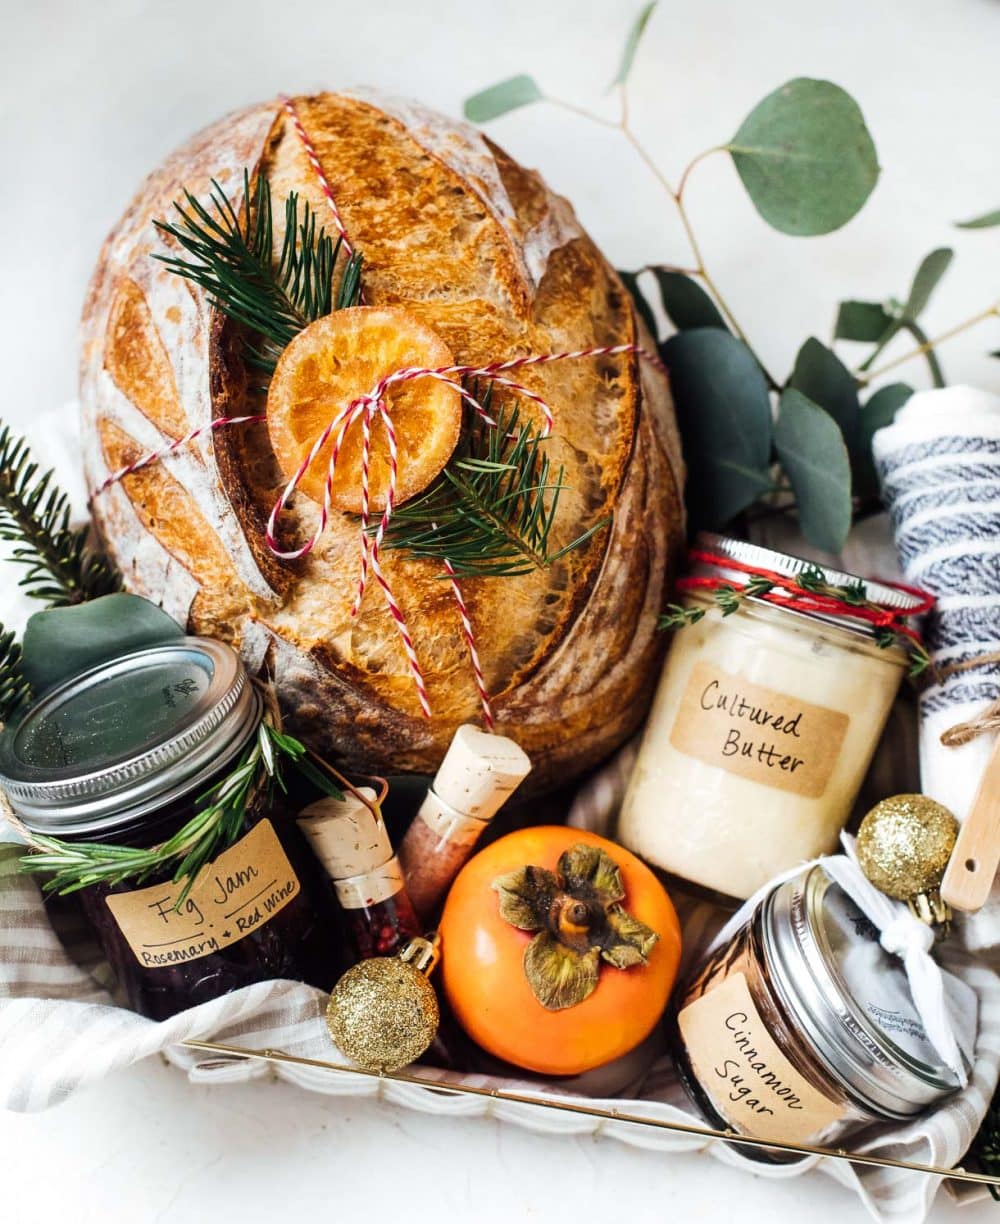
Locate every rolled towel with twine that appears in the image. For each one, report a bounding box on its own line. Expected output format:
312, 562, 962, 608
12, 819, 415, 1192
874, 385, 1000, 948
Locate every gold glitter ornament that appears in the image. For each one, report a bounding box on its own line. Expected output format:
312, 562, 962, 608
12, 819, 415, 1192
326, 936, 440, 1073
856, 795, 959, 926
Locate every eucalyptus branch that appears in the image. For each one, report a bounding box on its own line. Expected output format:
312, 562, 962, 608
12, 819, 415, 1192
546, 87, 775, 384
858, 303, 1000, 384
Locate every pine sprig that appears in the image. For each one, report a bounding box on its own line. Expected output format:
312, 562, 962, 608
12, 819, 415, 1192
378, 396, 610, 578
0, 626, 30, 725
155, 171, 363, 372
0, 423, 121, 606
19, 722, 344, 908
659, 564, 932, 679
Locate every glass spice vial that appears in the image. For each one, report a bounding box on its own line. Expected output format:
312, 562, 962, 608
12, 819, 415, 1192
619, 534, 923, 901
297, 787, 422, 961
670, 865, 969, 1158
0, 637, 340, 1021
398, 724, 532, 921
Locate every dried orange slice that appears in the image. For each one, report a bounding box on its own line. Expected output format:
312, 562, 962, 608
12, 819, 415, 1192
267, 306, 462, 513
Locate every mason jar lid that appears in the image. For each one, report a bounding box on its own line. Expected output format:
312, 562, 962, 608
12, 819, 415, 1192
690, 533, 924, 641
0, 637, 261, 836
761, 866, 966, 1119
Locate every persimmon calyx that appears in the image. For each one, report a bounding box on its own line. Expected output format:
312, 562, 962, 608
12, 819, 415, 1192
491, 843, 659, 1010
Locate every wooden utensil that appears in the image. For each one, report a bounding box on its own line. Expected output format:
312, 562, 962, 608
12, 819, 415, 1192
941, 738, 1000, 912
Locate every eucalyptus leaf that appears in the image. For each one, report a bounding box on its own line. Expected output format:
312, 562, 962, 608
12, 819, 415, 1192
727, 78, 879, 236
21, 593, 184, 695
774, 388, 853, 552
904, 247, 953, 319
861, 382, 913, 447
618, 269, 659, 340
858, 247, 954, 372
612, 2, 657, 86
789, 337, 861, 450
855, 382, 913, 499
464, 75, 543, 123
652, 268, 727, 331
835, 300, 894, 343
955, 209, 1000, 230
662, 328, 774, 527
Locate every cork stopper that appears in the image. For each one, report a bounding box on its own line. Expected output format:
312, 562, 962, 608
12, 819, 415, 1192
431, 725, 532, 823
296, 788, 388, 882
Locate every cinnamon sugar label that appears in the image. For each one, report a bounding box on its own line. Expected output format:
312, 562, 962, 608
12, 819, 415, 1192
105, 820, 300, 968
668, 662, 849, 798
678, 972, 844, 1144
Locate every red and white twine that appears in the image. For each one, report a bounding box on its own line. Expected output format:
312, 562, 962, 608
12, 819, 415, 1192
94, 102, 664, 724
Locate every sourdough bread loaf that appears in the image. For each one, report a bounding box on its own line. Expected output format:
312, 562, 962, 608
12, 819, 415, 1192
80, 91, 685, 790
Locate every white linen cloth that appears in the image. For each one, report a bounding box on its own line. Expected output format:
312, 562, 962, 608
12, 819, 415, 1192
1, 405, 1000, 1223
873, 387, 1000, 950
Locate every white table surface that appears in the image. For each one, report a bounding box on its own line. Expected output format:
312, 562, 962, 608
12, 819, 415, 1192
2, 1, 1000, 1220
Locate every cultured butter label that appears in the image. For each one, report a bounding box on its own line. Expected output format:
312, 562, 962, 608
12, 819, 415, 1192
669, 662, 849, 798
678, 972, 844, 1144
105, 820, 301, 968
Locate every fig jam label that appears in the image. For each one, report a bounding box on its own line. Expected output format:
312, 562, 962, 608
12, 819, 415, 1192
105, 820, 301, 968
678, 972, 844, 1144
669, 662, 849, 798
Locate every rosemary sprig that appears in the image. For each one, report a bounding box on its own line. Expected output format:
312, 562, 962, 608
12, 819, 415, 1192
378, 397, 610, 578
19, 721, 344, 908
0, 423, 121, 606
659, 564, 932, 679
0, 626, 30, 725
155, 171, 363, 373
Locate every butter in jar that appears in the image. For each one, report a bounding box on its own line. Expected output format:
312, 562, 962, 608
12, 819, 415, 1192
619, 535, 923, 900
670, 866, 970, 1158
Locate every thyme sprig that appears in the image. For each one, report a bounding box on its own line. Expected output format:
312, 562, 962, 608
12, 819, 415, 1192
659, 564, 932, 680
376, 396, 610, 578
155, 171, 363, 373
18, 721, 343, 908
0, 423, 121, 607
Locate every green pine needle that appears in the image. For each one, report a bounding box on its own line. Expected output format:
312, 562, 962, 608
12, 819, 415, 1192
155, 170, 363, 373
0, 626, 30, 725
377, 394, 610, 578
0, 423, 121, 607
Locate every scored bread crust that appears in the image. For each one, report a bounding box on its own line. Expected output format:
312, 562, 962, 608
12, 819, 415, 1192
80, 91, 685, 790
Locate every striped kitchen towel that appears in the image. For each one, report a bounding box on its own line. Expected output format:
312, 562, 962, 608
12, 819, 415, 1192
874, 385, 1000, 951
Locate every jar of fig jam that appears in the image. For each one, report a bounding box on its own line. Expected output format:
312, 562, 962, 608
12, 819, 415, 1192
0, 637, 339, 1020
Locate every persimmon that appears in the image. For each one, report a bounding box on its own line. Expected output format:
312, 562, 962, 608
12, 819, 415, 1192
267, 306, 462, 512
439, 826, 682, 1076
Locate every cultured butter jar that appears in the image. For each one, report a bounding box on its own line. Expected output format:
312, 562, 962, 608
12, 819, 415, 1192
0, 637, 339, 1020
619, 535, 923, 900
671, 866, 968, 1157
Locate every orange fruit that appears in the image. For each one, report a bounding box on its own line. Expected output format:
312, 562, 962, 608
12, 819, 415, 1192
266, 306, 462, 512
439, 826, 682, 1077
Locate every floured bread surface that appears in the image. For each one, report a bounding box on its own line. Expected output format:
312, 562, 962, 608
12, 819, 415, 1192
80, 91, 685, 789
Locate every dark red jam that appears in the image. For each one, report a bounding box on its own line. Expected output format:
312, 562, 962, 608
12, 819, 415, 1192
73, 783, 342, 1021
